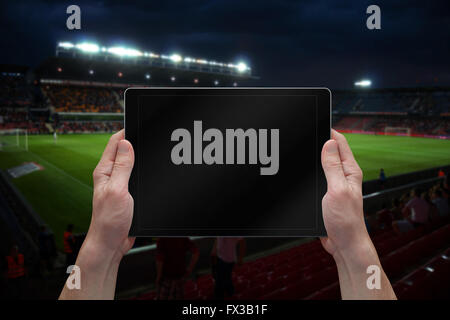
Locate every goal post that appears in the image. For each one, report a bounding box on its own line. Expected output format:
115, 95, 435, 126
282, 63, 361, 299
0, 128, 28, 151
384, 126, 411, 136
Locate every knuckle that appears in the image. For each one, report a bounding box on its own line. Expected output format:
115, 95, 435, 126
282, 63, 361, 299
113, 159, 131, 170
92, 167, 101, 180
330, 184, 350, 198
356, 167, 363, 179
324, 158, 342, 169
105, 184, 127, 199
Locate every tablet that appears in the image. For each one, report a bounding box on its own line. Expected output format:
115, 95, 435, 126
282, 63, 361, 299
125, 88, 330, 237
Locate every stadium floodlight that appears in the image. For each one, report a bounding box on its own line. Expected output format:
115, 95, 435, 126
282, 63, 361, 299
107, 47, 143, 57
89, 69, 94, 75
55, 41, 252, 75
170, 54, 182, 63
76, 42, 100, 53
233, 82, 238, 87
214, 80, 219, 86
171, 76, 176, 82
58, 42, 74, 48
145, 74, 151, 79
236, 62, 248, 72
354, 80, 372, 87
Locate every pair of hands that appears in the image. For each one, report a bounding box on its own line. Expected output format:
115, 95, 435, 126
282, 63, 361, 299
86, 129, 369, 265
63, 128, 396, 300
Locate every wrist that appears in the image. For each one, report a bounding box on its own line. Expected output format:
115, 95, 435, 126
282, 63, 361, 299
79, 234, 123, 271
332, 231, 378, 271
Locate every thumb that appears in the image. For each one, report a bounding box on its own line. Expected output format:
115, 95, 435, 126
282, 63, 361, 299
109, 140, 134, 190
321, 139, 346, 191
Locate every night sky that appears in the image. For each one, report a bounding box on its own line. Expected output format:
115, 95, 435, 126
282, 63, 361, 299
0, 0, 448, 89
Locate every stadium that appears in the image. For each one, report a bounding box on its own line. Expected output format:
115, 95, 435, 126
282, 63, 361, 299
0, 38, 449, 301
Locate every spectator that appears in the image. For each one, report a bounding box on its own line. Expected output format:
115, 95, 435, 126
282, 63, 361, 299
211, 237, 246, 299
5, 245, 26, 299
63, 224, 76, 267
155, 238, 199, 300
390, 198, 404, 220
432, 189, 449, 217
38, 225, 56, 274
379, 168, 386, 188
422, 191, 438, 220
438, 168, 445, 177
402, 189, 430, 227
376, 203, 393, 229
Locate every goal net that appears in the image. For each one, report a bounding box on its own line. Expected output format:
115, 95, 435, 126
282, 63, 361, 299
384, 126, 411, 136
0, 129, 28, 151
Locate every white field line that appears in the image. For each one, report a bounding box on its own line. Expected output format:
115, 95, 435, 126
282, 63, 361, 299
27, 149, 93, 191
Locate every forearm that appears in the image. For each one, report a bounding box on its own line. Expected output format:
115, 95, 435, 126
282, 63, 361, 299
333, 236, 396, 300
59, 237, 122, 300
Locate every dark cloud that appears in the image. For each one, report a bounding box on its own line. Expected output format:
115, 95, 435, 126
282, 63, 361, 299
0, 0, 448, 88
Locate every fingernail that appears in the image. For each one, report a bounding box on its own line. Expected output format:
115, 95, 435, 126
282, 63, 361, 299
328, 140, 338, 153
118, 140, 129, 154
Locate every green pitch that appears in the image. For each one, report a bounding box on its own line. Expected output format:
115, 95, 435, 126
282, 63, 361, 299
0, 133, 449, 247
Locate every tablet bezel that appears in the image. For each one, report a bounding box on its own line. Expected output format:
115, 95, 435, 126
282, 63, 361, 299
125, 87, 331, 237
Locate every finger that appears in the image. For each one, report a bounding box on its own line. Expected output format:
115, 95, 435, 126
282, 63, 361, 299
331, 129, 363, 189
109, 139, 134, 190
321, 139, 346, 191
93, 130, 125, 187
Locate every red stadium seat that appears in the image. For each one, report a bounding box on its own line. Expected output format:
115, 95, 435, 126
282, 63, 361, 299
305, 281, 340, 300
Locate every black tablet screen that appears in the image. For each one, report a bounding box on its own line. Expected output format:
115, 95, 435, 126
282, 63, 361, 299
125, 88, 330, 236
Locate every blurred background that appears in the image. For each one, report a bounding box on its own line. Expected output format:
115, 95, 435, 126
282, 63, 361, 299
0, 0, 449, 300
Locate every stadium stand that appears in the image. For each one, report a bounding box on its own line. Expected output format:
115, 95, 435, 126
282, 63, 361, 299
57, 120, 122, 133
333, 88, 450, 115
334, 115, 450, 137
0, 109, 48, 133
131, 178, 449, 300
1, 46, 449, 299
42, 85, 122, 113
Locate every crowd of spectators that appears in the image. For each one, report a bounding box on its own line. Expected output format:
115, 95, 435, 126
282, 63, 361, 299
367, 176, 449, 234
43, 85, 123, 113
0, 109, 48, 133
57, 121, 123, 134
335, 115, 450, 136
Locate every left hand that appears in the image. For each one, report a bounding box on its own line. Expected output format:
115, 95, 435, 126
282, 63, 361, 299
85, 129, 136, 262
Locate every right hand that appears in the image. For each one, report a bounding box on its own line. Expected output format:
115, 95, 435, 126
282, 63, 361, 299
320, 130, 369, 257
